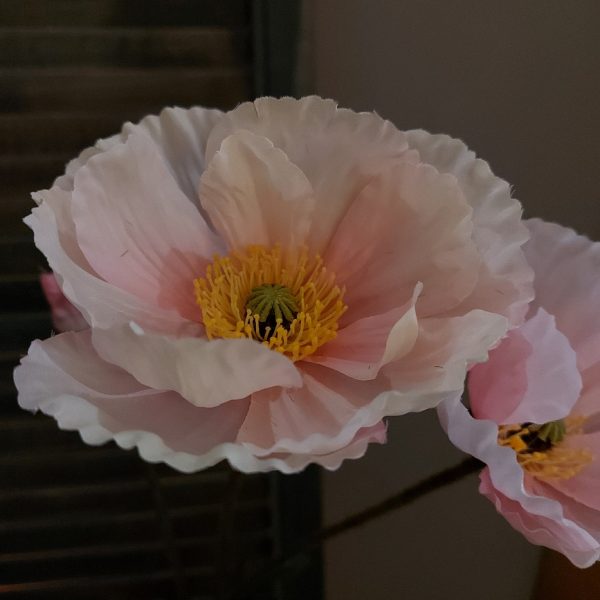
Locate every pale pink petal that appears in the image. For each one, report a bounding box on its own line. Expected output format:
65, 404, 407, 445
119, 105, 224, 208
525, 219, 600, 373
259, 422, 387, 473
53, 143, 118, 192
224, 422, 387, 474
438, 393, 520, 475
480, 469, 600, 568
71, 132, 221, 322
98, 394, 249, 457
35, 107, 225, 332
199, 130, 315, 250
237, 364, 388, 454
323, 160, 479, 321
311, 421, 387, 470
32, 184, 96, 275
15, 330, 385, 474
468, 327, 531, 423
530, 475, 600, 549
548, 431, 600, 512
241, 311, 501, 454
26, 201, 197, 335
306, 284, 421, 380
386, 310, 507, 408
523, 221, 600, 420
575, 363, 600, 419
91, 323, 302, 408
240, 310, 502, 457
507, 311, 581, 421
16, 330, 148, 405
175, 422, 387, 474
54, 106, 223, 205
12, 330, 291, 473
40, 272, 88, 332
14, 329, 249, 450
206, 96, 411, 252
407, 130, 533, 326
469, 308, 582, 424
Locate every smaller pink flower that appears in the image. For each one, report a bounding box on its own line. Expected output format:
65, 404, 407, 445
40, 272, 87, 332
439, 219, 600, 567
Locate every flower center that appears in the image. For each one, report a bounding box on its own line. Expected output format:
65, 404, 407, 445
194, 245, 347, 361
246, 283, 299, 336
498, 417, 593, 480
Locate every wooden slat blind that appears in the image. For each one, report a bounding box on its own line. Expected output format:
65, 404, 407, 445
0, 2, 291, 598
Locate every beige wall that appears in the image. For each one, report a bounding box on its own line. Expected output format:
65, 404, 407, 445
312, 0, 600, 238
321, 414, 540, 599
310, 1, 600, 598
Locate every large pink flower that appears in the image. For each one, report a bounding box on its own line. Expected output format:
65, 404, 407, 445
439, 219, 600, 567
15, 97, 532, 473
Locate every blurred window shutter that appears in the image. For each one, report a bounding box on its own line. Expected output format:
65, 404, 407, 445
0, 1, 320, 598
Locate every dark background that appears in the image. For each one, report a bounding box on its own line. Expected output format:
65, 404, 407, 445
0, 2, 318, 599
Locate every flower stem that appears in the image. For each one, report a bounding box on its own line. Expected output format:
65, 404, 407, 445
230, 456, 483, 599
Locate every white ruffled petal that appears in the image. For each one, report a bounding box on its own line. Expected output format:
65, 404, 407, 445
14, 330, 383, 474
407, 130, 533, 326
206, 96, 411, 252
26, 201, 197, 335
54, 105, 223, 207
91, 323, 302, 408
200, 130, 315, 251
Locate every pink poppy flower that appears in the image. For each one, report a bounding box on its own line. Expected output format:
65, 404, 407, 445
15, 97, 532, 473
439, 219, 600, 567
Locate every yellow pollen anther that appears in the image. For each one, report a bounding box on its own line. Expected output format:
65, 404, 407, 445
193, 245, 347, 361
498, 416, 593, 481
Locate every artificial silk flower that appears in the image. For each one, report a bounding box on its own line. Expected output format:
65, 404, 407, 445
15, 96, 532, 473
439, 219, 600, 567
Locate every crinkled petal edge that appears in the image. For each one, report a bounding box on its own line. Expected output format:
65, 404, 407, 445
26, 392, 384, 474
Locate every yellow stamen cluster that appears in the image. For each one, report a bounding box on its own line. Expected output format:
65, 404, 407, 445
194, 245, 346, 361
498, 416, 593, 481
